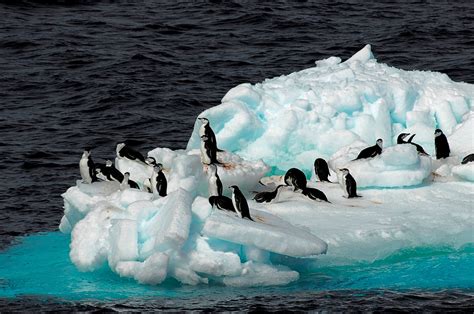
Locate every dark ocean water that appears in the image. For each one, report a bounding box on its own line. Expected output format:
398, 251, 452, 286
0, 0, 473, 311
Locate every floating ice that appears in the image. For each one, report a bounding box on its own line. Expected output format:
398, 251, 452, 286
61, 45, 473, 287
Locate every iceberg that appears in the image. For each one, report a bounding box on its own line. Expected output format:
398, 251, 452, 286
60, 45, 474, 287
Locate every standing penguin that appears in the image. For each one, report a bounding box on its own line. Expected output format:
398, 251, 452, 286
198, 117, 223, 152
284, 168, 307, 191
434, 129, 450, 159
253, 185, 285, 203
208, 163, 223, 197
229, 185, 253, 221
339, 168, 360, 198
314, 158, 331, 182
79, 149, 97, 184
150, 163, 167, 197
354, 139, 383, 160
397, 133, 429, 155
116, 143, 146, 164
200, 135, 219, 164
120, 172, 140, 190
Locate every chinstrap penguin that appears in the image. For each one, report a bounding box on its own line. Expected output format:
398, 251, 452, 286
253, 185, 285, 203
208, 195, 235, 212
461, 153, 474, 164
116, 143, 146, 164
397, 133, 429, 155
314, 158, 331, 182
355, 139, 383, 160
339, 168, 360, 198
200, 135, 219, 164
120, 172, 140, 190
198, 117, 223, 152
150, 163, 167, 197
229, 185, 253, 221
302, 187, 330, 203
207, 163, 223, 197
434, 129, 450, 159
284, 168, 307, 191
79, 149, 98, 184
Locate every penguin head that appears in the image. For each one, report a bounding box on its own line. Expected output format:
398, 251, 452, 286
228, 185, 238, 192
155, 163, 163, 171
198, 117, 209, 125
106, 160, 113, 167
434, 129, 443, 137
145, 156, 156, 166
116, 143, 126, 154
124, 172, 130, 178
376, 138, 383, 148
82, 150, 91, 157
398, 133, 410, 141
339, 168, 350, 175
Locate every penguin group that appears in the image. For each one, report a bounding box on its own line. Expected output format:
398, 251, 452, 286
80, 115, 468, 222
79, 143, 167, 197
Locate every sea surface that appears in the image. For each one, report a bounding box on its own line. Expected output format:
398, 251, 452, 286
0, 0, 473, 311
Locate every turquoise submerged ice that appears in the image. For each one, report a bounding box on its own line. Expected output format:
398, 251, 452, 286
59, 45, 474, 288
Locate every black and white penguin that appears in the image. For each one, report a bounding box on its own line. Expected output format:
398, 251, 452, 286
397, 133, 429, 155
302, 187, 330, 203
314, 158, 331, 182
116, 143, 146, 164
120, 172, 140, 190
79, 149, 97, 184
284, 168, 307, 191
150, 163, 167, 197
104, 159, 124, 182
434, 129, 450, 159
354, 139, 383, 160
207, 163, 223, 197
461, 153, 474, 164
339, 168, 360, 198
198, 117, 223, 152
200, 135, 219, 165
145, 156, 157, 166
253, 185, 285, 203
229, 185, 253, 221
209, 195, 235, 212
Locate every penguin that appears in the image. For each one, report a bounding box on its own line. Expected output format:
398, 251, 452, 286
397, 133, 429, 155
434, 129, 450, 159
79, 149, 97, 184
253, 185, 285, 203
229, 185, 253, 221
354, 139, 383, 160
339, 168, 360, 198
145, 156, 157, 166
208, 195, 235, 212
302, 187, 330, 203
120, 172, 140, 190
207, 163, 223, 197
198, 117, 223, 152
104, 159, 124, 182
150, 163, 167, 197
314, 158, 331, 182
116, 143, 146, 164
94, 163, 108, 181
284, 168, 307, 191
200, 135, 219, 164
461, 153, 474, 164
